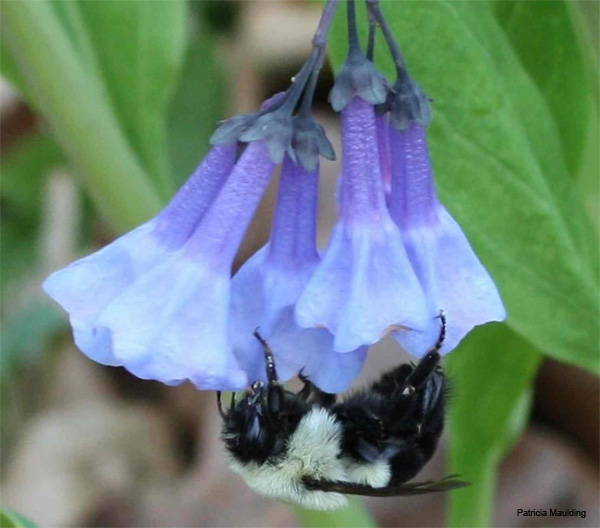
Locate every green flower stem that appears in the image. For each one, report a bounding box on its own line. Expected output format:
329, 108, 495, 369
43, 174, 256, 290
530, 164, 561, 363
447, 451, 497, 528
292, 499, 377, 528
0, 508, 38, 528
1, 0, 163, 232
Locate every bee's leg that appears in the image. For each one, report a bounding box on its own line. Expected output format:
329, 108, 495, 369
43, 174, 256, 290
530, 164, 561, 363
253, 329, 284, 415
371, 312, 446, 399
402, 315, 447, 459
253, 328, 278, 383
402, 311, 446, 395
216, 390, 239, 420
298, 370, 336, 407
370, 364, 414, 396
216, 391, 227, 419
370, 313, 445, 439
297, 371, 312, 400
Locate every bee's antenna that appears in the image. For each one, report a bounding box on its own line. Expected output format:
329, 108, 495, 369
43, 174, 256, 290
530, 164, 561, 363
433, 310, 446, 352
253, 328, 278, 384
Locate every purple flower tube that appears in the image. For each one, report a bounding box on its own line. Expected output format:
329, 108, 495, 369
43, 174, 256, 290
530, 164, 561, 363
388, 123, 506, 356
296, 98, 430, 352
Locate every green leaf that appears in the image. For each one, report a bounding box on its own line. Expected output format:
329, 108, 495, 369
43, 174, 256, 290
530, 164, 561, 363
567, 1, 600, 230
492, 0, 598, 176
75, 0, 187, 198
0, 509, 38, 528
576, 0, 600, 58
328, 0, 599, 374
447, 324, 542, 527
577, 104, 600, 230
449, 1, 599, 276
2, 0, 163, 232
168, 14, 226, 187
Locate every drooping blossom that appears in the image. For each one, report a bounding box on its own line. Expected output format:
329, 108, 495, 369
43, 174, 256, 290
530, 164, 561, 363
230, 155, 366, 393
387, 122, 506, 355
44, 142, 276, 389
296, 97, 430, 352
42, 0, 508, 396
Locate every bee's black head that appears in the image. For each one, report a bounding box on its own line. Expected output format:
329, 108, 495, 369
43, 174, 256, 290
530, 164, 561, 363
219, 331, 313, 465
220, 382, 276, 463
220, 381, 309, 464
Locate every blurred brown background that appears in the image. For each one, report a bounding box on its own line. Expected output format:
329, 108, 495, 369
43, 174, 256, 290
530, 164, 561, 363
1, 1, 598, 527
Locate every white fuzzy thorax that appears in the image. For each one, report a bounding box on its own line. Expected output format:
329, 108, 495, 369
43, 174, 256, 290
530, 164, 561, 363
344, 459, 391, 488
228, 408, 349, 510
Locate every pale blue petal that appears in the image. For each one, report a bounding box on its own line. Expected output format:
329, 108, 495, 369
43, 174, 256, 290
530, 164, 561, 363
230, 246, 366, 392
95, 252, 247, 390
43, 144, 237, 353
300, 339, 367, 394
43, 220, 166, 322
229, 247, 273, 383
230, 246, 312, 383
267, 308, 367, 394
394, 206, 506, 355
296, 220, 430, 352
70, 316, 118, 366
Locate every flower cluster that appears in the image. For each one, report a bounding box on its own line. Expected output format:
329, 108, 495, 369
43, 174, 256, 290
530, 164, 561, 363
43, 0, 505, 393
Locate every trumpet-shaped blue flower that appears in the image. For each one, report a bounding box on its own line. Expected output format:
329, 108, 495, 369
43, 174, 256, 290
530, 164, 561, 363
296, 97, 430, 352
44, 142, 276, 389
42, 0, 508, 395
387, 123, 506, 355
230, 155, 367, 393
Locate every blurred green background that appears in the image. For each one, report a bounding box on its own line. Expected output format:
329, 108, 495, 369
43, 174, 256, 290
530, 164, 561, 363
1, 1, 598, 527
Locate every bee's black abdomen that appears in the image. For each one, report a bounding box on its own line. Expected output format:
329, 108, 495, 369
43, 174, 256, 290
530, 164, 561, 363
336, 351, 447, 486
389, 367, 446, 485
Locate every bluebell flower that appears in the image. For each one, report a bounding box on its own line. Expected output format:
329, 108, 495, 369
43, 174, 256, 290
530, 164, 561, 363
44, 142, 276, 389
230, 155, 367, 393
387, 122, 506, 355
42, 0, 507, 396
296, 97, 430, 352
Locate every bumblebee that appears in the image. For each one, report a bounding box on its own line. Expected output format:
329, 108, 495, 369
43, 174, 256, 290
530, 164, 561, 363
219, 313, 468, 510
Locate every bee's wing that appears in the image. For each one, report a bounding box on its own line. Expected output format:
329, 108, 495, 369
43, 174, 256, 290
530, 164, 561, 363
303, 475, 470, 497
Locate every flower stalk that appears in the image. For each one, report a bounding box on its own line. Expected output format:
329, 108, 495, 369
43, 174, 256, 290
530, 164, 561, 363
312, 0, 340, 48
366, 0, 407, 77
346, 0, 361, 56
